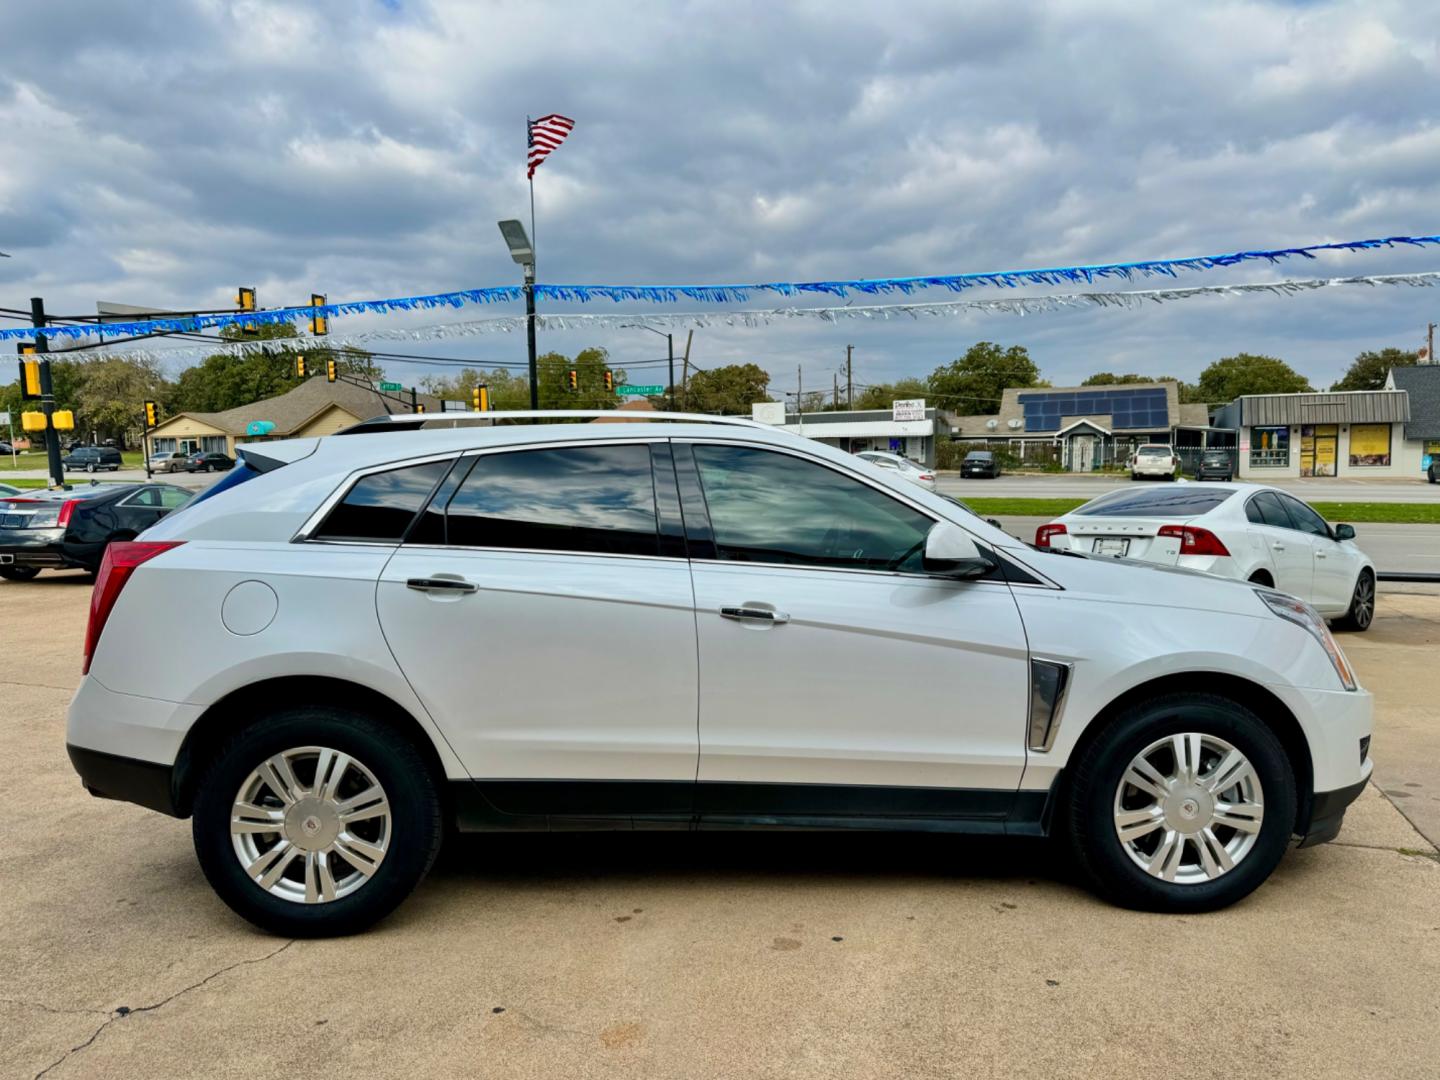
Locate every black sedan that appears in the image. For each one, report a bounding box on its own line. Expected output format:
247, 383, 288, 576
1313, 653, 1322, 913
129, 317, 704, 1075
960, 450, 1001, 478
0, 482, 190, 580
186, 451, 234, 473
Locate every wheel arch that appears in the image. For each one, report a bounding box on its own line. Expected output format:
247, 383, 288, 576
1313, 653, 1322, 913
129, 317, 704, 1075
1060, 671, 1316, 834
172, 675, 452, 819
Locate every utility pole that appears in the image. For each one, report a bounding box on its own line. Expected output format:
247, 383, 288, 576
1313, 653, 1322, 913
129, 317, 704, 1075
797, 364, 803, 436
410, 387, 419, 414
1428, 322, 1435, 365
31, 297, 64, 489
667, 332, 675, 411
846, 344, 853, 408
680, 330, 693, 411
833, 373, 839, 408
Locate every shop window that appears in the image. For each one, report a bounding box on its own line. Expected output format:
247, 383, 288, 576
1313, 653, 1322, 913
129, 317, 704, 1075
1348, 424, 1391, 467
1248, 427, 1289, 468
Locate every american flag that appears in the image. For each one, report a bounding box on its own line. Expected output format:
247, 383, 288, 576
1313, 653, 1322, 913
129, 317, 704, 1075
527, 114, 575, 179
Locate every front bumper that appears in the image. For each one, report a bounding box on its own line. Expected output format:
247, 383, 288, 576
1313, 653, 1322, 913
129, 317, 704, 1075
1298, 777, 1368, 847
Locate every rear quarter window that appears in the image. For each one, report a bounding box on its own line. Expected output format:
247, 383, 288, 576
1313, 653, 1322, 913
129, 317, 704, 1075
1074, 488, 1234, 517
314, 460, 451, 542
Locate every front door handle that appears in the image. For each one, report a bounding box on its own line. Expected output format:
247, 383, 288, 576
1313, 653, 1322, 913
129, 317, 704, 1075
1272, 543, 1286, 552
720, 605, 790, 625
407, 576, 478, 594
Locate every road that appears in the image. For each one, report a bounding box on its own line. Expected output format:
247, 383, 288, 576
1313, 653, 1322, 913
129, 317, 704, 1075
938, 473, 1440, 503
1, 578, 1437, 1079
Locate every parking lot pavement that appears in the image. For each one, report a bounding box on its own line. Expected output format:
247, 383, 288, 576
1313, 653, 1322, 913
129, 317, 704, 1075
2, 578, 1438, 1079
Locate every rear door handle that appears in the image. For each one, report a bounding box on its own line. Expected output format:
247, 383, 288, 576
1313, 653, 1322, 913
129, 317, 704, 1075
1272, 543, 1286, 552
407, 577, 478, 594
720, 605, 789, 625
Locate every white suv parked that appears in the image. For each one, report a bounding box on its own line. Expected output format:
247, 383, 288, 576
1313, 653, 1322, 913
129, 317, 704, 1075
67, 412, 1372, 936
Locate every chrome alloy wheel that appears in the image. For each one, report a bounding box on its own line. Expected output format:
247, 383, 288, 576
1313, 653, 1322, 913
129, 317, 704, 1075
229, 747, 391, 904
1113, 733, 1264, 884
1351, 574, 1375, 630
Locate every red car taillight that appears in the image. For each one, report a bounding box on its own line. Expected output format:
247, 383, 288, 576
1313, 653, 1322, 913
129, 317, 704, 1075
918, 473, 935, 481
83, 541, 183, 674
1158, 524, 1230, 557
57, 500, 77, 528
1035, 523, 1068, 548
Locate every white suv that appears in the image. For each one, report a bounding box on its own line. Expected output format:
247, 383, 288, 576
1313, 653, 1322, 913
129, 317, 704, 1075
1131, 443, 1177, 480
67, 412, 1372, 936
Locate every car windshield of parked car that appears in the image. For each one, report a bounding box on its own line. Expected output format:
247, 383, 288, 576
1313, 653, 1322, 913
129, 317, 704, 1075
1137, 446, 1172, 457
1073, 488, 1234, 517
693, 444, 933, 571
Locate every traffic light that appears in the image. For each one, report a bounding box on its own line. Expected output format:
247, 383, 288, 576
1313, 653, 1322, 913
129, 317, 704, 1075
310, 293, 328, 336
237, 286, 258, 336
326, 358, 337, 383
51, 409, 74, 431
17, 350, 41, 401
295, 355, 307, 378
603, 370, 614, 392
472, 384, 490, 412
144, 400, 158, 427
567, 369, 578, 391
415, 403, 426, 414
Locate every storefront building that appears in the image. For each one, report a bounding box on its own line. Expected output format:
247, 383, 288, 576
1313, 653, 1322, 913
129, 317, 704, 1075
1211, 390, 1412, 479
753, 403, 950, 466
1385, 365, 1440, 476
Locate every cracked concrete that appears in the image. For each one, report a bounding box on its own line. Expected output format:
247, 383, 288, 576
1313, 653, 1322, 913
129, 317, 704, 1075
2, 573, 1439, 1079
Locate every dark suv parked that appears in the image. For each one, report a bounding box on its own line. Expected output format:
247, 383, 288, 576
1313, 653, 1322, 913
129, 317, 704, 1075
1196, 448, 1235, 482
62, 446, 124, 473
0, 482, 191, 579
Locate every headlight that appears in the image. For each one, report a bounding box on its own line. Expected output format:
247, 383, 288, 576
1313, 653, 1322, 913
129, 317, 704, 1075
1255, 589, 1357, 691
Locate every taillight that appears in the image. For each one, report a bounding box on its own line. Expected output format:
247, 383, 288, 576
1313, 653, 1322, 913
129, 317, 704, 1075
918, 473, 935, 481
1158, 524, 1230, 557
57, 500, 76, 528
1035, 523, 1068, 548
83, 541, 183, 674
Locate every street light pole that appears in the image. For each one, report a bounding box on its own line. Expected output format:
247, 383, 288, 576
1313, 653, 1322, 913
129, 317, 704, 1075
497, 220, 539, 409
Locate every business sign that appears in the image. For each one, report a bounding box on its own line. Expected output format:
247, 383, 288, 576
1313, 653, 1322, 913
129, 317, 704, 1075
245, 420, 276, 436
441, 399, 467, 412
617, 385, 663, 396
0, 411, 9, 426
379, 381, 403, 392
892, 398, 926, 422
751, 402, 787, 426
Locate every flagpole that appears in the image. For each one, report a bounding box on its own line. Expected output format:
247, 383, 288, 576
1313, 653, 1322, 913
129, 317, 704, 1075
527, 117, 537, 277
525, 116, 539, 408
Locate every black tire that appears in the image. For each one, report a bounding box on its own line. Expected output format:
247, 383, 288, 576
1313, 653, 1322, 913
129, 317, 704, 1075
192, 706, 443, 937
1334, 569, 1375, 632
1064, 692, 1296, 913
0, 566, 40, 581
86, 463, 97, 473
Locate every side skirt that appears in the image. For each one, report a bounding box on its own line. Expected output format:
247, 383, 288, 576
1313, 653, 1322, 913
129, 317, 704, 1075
451, 780, 1055, 837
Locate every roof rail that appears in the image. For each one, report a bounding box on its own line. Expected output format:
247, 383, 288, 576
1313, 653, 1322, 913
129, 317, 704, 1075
335, 409, 766, 435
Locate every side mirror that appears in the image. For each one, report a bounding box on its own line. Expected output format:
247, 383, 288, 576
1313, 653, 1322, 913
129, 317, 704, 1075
924, 521, 995, 578
1333, 523, 1355, 541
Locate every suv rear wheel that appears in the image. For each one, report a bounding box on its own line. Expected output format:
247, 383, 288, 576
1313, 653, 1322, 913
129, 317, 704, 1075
192, 706, 442, 936
1064, 692, 1295, 912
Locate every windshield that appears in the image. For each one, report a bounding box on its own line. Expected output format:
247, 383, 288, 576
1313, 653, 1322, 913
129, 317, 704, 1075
964, 452, 992, 461
1137, 446, 1172, 457
1074, 488, 1235, 517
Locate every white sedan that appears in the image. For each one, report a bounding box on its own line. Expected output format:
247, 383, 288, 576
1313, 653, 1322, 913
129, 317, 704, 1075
854, 450, 937, 491
1034, 483, 1376, 630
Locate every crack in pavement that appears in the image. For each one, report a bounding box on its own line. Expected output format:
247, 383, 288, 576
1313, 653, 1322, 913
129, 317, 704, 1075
0, 679, 80, 692
31, 940, 294, 1080
0, 998, 110, 1019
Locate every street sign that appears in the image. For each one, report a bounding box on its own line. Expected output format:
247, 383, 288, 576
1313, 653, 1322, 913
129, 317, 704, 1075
0, 411, 8, 426
617, 385, 663, 396
892, 398, 926, 422
441, 400, 467, 412
379, 382, 403, 392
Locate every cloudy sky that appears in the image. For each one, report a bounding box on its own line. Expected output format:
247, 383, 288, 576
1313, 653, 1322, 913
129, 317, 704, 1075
2, 0, 1438, 400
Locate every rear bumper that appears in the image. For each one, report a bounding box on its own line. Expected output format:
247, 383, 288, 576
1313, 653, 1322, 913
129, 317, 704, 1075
0, 537, 86, 570
1297, 777, 1367, 848
67, 744, 181, 817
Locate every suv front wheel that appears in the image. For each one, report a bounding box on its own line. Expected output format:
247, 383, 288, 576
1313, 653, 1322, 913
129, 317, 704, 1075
1064, 692, 1295, 912
192, 706, 443, 937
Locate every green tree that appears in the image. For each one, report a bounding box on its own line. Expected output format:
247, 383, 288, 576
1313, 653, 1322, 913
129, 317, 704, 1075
536, 347, 624, 410
1329, 347, 1418, 392
1191, 354, 1312, 403
1081, 372, 1180, 386
680, 363, 772, 414
928, 342, 1041, 414
169, 324, 383, 413
420, 367, 532, 410
74, 356, 168, 446
852, 377, 930, 411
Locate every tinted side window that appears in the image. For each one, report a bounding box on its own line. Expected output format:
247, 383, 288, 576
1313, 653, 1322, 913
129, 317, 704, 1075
1248, 491, 1294, 530
1279, 494, 1329, 537
445, 444, 658, 556
692, 444, 933, 571
315, 460, 450, 542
